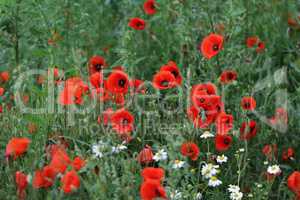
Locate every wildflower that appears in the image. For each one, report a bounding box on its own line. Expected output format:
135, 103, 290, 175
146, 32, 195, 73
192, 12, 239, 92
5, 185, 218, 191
152, 70, 177, 90
200, 131, 214, 139
140, 179, 167, 200
32, 165, 57, 188
216, 155, 228, 164
215, 134, 232, 152
180, 142, 200, 161
241, 96, 256, 111
201, 163, 219, 179
106, 70, 129, 94
219, 70, 237, 84
267, 165, 281, 175
199, 33, 223, 59
143, 0, 157, 15
61, 170, 80, 193
170, 190, 182, 200
0, 71, 9, 82
172, 160, 186, 169
195, 193, 203, 200
262, 144, 277, 160
59, 77, 89, 105
141, 167, 165, 181
208, 176, 222, 187
246, 36, 259, 48
228, 185, 241, 193
15, 171, 28, 200
287, 171, 300, 199
230, 191, 243, 200
111, 109, 134, 134
129, 18, 146, 30
240, 120, 258, 140
111, 143, 127, 154
72, 157, 86, 171
137, 145, 154, 165
88, 55, 107, 74
256, 41, 265, 53
0, 87, 4, 96
160, 61, 182, 85
92, 141, 106, 158
215, 112, 233, 135
282, 147, 295, 161
228, 185, 243, 200
153, 149, 168, 162
5, 137, 31, 160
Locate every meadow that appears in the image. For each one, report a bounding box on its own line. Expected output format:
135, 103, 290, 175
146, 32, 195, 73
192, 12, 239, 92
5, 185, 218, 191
1, 0, 300, 199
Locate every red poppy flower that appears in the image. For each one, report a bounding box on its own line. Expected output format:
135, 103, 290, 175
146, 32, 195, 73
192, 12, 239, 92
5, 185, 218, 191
128, 18, 146, 30
140, 179, 167, 200
97, 107, 114, 126
199, 33, 224, 59
143, 0, 157, 15
130, 79, 146, 94
90, 72, 103, 89
0, 87, 4, 96
72, 156, 86, 171
191, 90, 221, 109
180, 142, 200, 161
15, 171, 28, 200
141, 167, 164, 182
137, 145, 154, 165
5, 137, 30, 160
152, 71, 177, 90
0, 105, 2, 113
0, 71, 10, 82
49, 148, 71, 174
106, 70, 129, 94
191, 82, 217, 96
215, 134, 232, 152
262, 144, 277, 161
241, 96, 256, 111
288, 171, 300, 198
219, 70, 237, 84
61, 170, 80, 194
215, 113, 233, 135
88, 55, 107, 75
246, 36, 259, 48
282, 147, 295, 161
160, 61, 182, 85
239, 120, 258, 140
59, 77, 89, 105
111, 109, 134, 134
256, 41, 265, 53
187, 106, 216, 129
32, 165, 57, 189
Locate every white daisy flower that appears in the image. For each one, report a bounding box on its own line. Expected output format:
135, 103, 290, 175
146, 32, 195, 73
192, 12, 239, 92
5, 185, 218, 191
267, 165, 281, 175
112, 143, 127, 154
228, 185, 240, 193
200, 131, 214, 139
201, 163, 219, 179
230, 191, 243, 200
153, 149, 168, 161
172, 160, 186, 169
208, 176, 222, 187
170, 190, 182, 200
194, 192, 203, 200
216, 155, 228, 164
238, 148, 245, 153
92, 141, 105, 158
